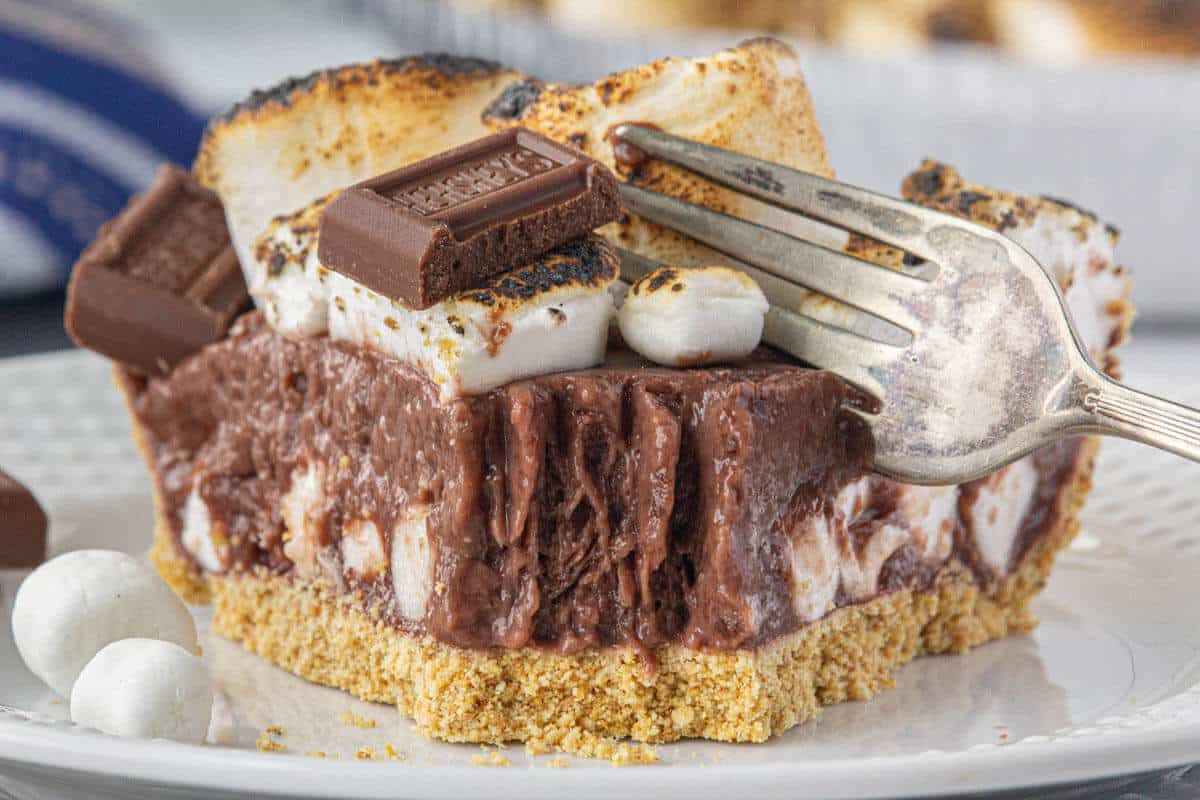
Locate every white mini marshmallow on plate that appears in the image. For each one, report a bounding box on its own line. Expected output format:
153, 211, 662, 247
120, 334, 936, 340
71, 638, 212, 744
619, 266, 768, 367
12, 549, 198, 697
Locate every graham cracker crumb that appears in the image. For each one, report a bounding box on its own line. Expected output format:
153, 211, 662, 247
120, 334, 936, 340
471, 751, 511, 767
609, 742, 658, 767
434, 581, 447, 596
339, 710, 377, 729
546, 756, 569, 768
256, 730, 287, 753
265, 725, 286, 736
384, 743, 405, 760
524, 740, 550, 757
355, 746, 377, 760
526, 729, 658, 765
305, 751, 327, 758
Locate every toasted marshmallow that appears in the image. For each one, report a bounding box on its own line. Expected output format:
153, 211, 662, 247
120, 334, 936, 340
789, 479, 864, 623
483, 39, 842, 269
253, 204, 620, 401
71, 638, 212, 744
898, 160, 1133, 369
619, 266, 767, 367
341, 519, 387, 579
992, 0, 1089, 64
888, 484, 958, 563
1005, 207, 1129, 364
391, 505, 434, 622
281, 463, 328, 579
194, 56, 522, 278
13, 550, 198, 697
965, 458, 1040, 573
787, 451, 1053, 624
181, 488, 227, 573
250, 196, 333, 338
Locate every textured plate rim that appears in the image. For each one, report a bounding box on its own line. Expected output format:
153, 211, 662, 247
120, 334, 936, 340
2, 702, 1200, 800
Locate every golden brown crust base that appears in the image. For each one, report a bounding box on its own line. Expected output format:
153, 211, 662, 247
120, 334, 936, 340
159, 437, 1098, 748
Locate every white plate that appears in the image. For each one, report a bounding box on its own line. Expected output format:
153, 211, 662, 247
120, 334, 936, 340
2, 346, 1200, 800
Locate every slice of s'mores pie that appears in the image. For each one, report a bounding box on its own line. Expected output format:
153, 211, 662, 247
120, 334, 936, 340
67, 41, 1132, 757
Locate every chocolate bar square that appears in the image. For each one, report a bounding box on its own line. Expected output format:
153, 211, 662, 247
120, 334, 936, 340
317, 128, 622, 309
65, 164, 250, 375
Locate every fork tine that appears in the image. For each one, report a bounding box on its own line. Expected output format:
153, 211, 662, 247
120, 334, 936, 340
619, 246, 853, 328
617, 248, 898, 397
621, 184, 925, 332
614, 124, 962, 264
764, 308, 894, 397
615, 248, 663, 285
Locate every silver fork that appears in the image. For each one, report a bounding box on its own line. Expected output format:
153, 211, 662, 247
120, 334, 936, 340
612, 124, 1200, 486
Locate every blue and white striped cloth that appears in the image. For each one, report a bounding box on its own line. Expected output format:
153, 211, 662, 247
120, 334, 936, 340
0, 0, 204, 298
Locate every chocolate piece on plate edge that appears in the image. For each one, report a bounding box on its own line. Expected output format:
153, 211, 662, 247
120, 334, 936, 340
65, 164, 250, 376
0, 469, 47, 568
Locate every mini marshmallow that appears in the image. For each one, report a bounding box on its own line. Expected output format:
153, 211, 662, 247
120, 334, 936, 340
71, 638, 212, 744
12, 550, 198, 697
619, 266, 768, 367
391, 505, 433, 621
252, 205, 620, 401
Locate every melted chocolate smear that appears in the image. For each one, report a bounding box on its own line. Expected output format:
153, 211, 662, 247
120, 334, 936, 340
608, 122, 663, 171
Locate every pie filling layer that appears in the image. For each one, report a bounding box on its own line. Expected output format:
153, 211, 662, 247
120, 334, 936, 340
122, 312, 1082, 655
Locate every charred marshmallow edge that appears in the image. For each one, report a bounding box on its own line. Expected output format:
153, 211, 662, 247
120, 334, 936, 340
619, 266, 769, 367
250, 198, 619, 402
792, 201, 1130, 362
1005, 209, 1129, 363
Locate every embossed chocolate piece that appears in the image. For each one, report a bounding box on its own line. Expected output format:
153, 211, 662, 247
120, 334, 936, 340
65, 164, 250, 375
317, 128, 622, 309
0, 468, 47, 568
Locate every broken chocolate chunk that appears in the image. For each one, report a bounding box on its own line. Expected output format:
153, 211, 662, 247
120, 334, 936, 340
65, 164, 250, 375
317, 128, 622, 309
0, 469, 47, 568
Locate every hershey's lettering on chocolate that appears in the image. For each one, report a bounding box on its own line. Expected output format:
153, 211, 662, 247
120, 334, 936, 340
65, 164, 250, 376
317, 128, 622, 309
0, 469, 47, 568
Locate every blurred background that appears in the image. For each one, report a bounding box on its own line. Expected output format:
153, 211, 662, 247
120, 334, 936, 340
2, 0, 1198, 356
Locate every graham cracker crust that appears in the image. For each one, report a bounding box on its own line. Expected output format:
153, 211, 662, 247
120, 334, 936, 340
155, 436, 1098, 748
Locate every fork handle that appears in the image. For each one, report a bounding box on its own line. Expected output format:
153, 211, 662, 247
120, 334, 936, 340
1082, 376, 1200, 463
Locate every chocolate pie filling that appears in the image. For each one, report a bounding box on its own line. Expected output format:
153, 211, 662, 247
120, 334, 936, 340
121, 312, 1080, 654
